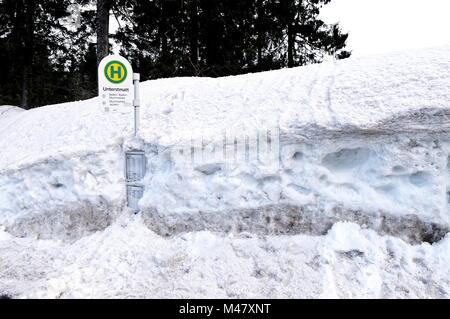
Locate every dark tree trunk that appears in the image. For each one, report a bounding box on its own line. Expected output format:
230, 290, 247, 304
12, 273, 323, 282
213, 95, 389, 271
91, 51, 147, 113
203, 0, 220, 72
21, 0, 35, 109
96, 0, 112, 67
21, 66, 29, 109
189, 0, 199, 68
285, 0, 295, 68
287, 22, 295, 68
159, 0, 168, 59
10, 0, 25, 106
256, 0, 263, 69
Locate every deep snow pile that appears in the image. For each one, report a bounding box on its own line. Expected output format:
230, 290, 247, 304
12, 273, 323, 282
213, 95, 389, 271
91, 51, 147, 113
2, 46, 450, 241
1, 46, 450, 298
136, 46, 450, 242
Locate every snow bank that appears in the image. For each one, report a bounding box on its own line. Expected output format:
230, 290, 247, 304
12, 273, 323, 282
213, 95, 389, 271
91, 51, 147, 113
1, 46, 450, 241
137, 46, 450, 241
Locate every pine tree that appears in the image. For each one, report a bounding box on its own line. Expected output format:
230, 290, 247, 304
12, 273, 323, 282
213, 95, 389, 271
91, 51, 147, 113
0, 0, 351, 108
0, 0, 104, 108
115, 0, 350, 80
96, 0, 112, 66
0, 0, 81, 108
273, 0, 350, 67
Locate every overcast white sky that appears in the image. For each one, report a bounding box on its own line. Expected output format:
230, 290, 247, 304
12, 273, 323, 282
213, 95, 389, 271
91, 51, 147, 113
320, 0, 450, 57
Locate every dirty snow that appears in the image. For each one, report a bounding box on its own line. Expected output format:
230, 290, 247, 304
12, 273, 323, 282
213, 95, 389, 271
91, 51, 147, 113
0, 215, 449, 299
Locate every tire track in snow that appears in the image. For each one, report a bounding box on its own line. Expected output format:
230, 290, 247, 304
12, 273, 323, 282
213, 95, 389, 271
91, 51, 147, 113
326, 60, 339, 125
306, 61, 339, 127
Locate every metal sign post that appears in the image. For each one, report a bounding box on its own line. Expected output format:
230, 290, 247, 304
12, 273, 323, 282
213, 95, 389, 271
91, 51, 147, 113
126, 72, 145, 213
133, 73, 140, 138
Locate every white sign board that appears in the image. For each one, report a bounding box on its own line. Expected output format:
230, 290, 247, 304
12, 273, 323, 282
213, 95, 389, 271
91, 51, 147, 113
98, 55, 133, 112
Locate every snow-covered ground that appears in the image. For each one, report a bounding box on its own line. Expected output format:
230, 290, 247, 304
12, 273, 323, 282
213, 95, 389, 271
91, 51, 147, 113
1, 46, 450, 298
1, 215, 449, 298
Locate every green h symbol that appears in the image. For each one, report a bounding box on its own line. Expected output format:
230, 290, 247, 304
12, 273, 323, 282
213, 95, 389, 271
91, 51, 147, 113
105, 61, 127, 83
110, 65, 122, 79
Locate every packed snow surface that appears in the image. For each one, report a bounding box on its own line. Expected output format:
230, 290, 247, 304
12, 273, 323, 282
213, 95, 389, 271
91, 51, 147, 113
1, 46, 450, 298
1, 215, 449, 298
